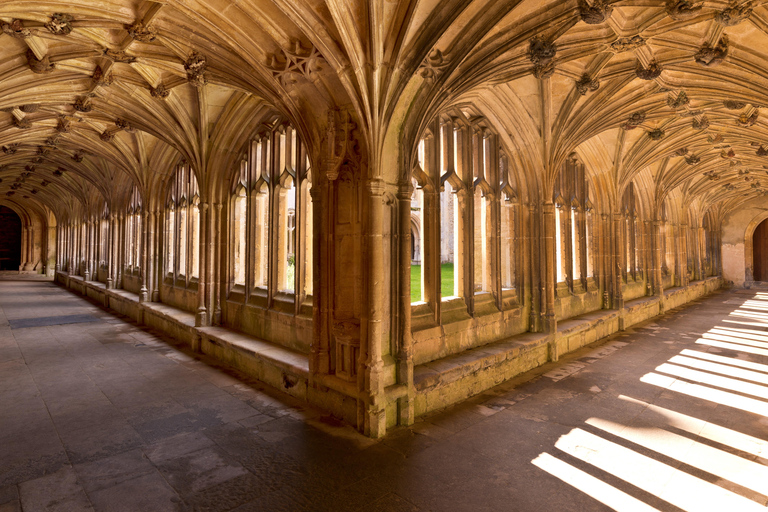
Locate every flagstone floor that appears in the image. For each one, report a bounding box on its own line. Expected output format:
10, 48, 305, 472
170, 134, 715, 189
2, 278, 767, 511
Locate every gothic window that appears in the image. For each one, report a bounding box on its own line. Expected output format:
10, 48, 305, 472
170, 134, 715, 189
440, 118, 461, 299
126, 186, 141, 271
553, 155, 591, 291
622, 183, 641, 281
500, 154, 517, 290
164, 162, 199, 282
410, 110, 518, 310
228, 121, 312, 302
100, 202, 109, 267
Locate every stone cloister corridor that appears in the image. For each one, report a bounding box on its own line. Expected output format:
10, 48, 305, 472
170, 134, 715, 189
2, 277, 768, 511
6, 0, 768, 509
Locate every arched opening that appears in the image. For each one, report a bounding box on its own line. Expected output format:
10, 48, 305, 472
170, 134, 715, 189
0, 206, 22, 271
753, 218, 768, 281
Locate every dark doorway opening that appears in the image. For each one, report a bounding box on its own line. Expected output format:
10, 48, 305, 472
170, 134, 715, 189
0, 206, 22, 271
753, 218, 768, 281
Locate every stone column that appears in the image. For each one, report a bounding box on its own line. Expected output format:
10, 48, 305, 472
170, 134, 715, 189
152, 209, 162, 302
196, 202, 209, 327
364, 178, 387, 437
139, 209, 150, 302
542, 201, 557, 356
600, 213, 611, 309
84, 218, 92, 280
695, 226, 704, 281
117, 213, 124, 289
528, 202, 541, 331
212, 203, 222, 325
613, 212, 624, 309
107, 214, 115, 289
397, 181, 415, 426
652, 219, 663, 296
309, 182, 330, 376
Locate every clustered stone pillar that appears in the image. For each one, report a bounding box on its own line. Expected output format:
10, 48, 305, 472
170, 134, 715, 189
195, 202, 209, 327
363, 178, 386, 437
397, 181, 415, 426
542, 201, 557, 358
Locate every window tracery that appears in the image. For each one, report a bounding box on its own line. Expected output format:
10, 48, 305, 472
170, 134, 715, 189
229, 121, 312, 302
126, 186, 141, 272
164, 162, 199, 281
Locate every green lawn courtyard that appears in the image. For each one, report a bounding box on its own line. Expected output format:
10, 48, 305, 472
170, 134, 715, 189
410, 263, 454, 302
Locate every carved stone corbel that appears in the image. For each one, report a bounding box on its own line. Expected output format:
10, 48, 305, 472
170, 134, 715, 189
150, 84, 170, 99
185, 51, 207, 87
716, 2, 753, 26
27, 50, 55, 74
73, 97, 92, 112
103, 49, 136, 64
694, 36, 728, 67
665, 0, 702, 21
692, 116, 709, 130
419, 49, 449, 84
2, 19, 30, 39
45, 13, 74, 35
636, 61, 662, 80
667, 91, 689, 108
127, 22, 156, 42
737, 111, 758, 127
92, 65, 114, 87
578, 0, 612, 24
609, 36, 645, 53
622, 112, 646, 130
575, 73, 599, 95
528, 37, 557, 79
325, 109, 356, 181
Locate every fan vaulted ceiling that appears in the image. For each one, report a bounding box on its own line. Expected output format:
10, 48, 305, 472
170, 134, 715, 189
1, 0, 767, 222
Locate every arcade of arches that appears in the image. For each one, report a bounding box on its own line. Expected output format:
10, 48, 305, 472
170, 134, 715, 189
4, 0, 768, 438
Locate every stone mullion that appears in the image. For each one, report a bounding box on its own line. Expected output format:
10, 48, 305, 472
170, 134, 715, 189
564, 204, 574, 292
247, 189, 257, 299
396, 181, 414, 426
267, 132, 278, 306
455, 125, 470, 305
294, 146, 307, 313
578, 209, 587, 285
422, 124, 440, 323
139, 209, 150, 302
487, 132, 501, 308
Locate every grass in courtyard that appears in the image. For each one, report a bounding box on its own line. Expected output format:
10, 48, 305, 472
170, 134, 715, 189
410, 263, 454, 302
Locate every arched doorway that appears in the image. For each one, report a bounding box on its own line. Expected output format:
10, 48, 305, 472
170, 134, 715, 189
753, 218, 768, 281
0, 206, 22, 271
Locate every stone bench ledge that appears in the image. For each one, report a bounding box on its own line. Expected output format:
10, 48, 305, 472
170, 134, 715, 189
197, 325, 309, 376
414, 331, 548, 391
557, 309, 619, 337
